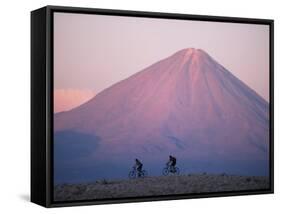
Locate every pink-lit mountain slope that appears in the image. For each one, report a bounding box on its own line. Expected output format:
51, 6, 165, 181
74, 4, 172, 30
54, 48, 269, 184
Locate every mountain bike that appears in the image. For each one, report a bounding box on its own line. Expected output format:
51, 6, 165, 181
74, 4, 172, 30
128, 167, 148, 179
162, 164, 180, 176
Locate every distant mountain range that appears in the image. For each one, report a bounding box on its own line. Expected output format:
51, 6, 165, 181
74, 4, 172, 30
54, 48, 269, 184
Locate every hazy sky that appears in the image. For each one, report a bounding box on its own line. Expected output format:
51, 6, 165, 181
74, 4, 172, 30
54, 12, 270, 101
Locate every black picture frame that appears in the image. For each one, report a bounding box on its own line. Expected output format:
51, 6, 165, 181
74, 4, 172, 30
31, 5, 274, 208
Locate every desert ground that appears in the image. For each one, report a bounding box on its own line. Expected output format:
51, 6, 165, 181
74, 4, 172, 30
54, 174, 269, 201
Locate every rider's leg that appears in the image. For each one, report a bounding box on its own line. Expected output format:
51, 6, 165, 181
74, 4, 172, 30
171, 164, 176, 172
137, 166, 141, 177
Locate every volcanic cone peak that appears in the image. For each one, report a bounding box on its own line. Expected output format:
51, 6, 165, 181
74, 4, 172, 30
168, 48, 219, 74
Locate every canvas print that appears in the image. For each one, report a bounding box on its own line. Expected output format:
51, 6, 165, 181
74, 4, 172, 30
53, 12, 270, 201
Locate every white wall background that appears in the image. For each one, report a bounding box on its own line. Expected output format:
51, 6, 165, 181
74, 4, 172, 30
0, 0, 279, 213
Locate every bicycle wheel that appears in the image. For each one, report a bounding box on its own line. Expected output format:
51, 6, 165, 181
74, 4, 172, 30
162, 167, 169, 176
141, 170, 148, 177
128, 170, 136, 179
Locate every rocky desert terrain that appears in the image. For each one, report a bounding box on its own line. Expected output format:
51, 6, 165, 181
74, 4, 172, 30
54, 174, 269, 201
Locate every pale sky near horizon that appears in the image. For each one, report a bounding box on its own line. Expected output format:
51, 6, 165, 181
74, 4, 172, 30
54, 12, 270, 103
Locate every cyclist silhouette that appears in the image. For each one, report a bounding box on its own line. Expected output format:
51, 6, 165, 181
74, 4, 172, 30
167, 155, 177, 173
134, 159, 143, 177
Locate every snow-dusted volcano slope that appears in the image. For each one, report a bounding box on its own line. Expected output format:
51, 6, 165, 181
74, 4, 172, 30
54, 48, 269, 184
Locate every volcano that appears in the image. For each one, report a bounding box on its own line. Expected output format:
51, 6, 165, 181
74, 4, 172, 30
54, 48, 269, 184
